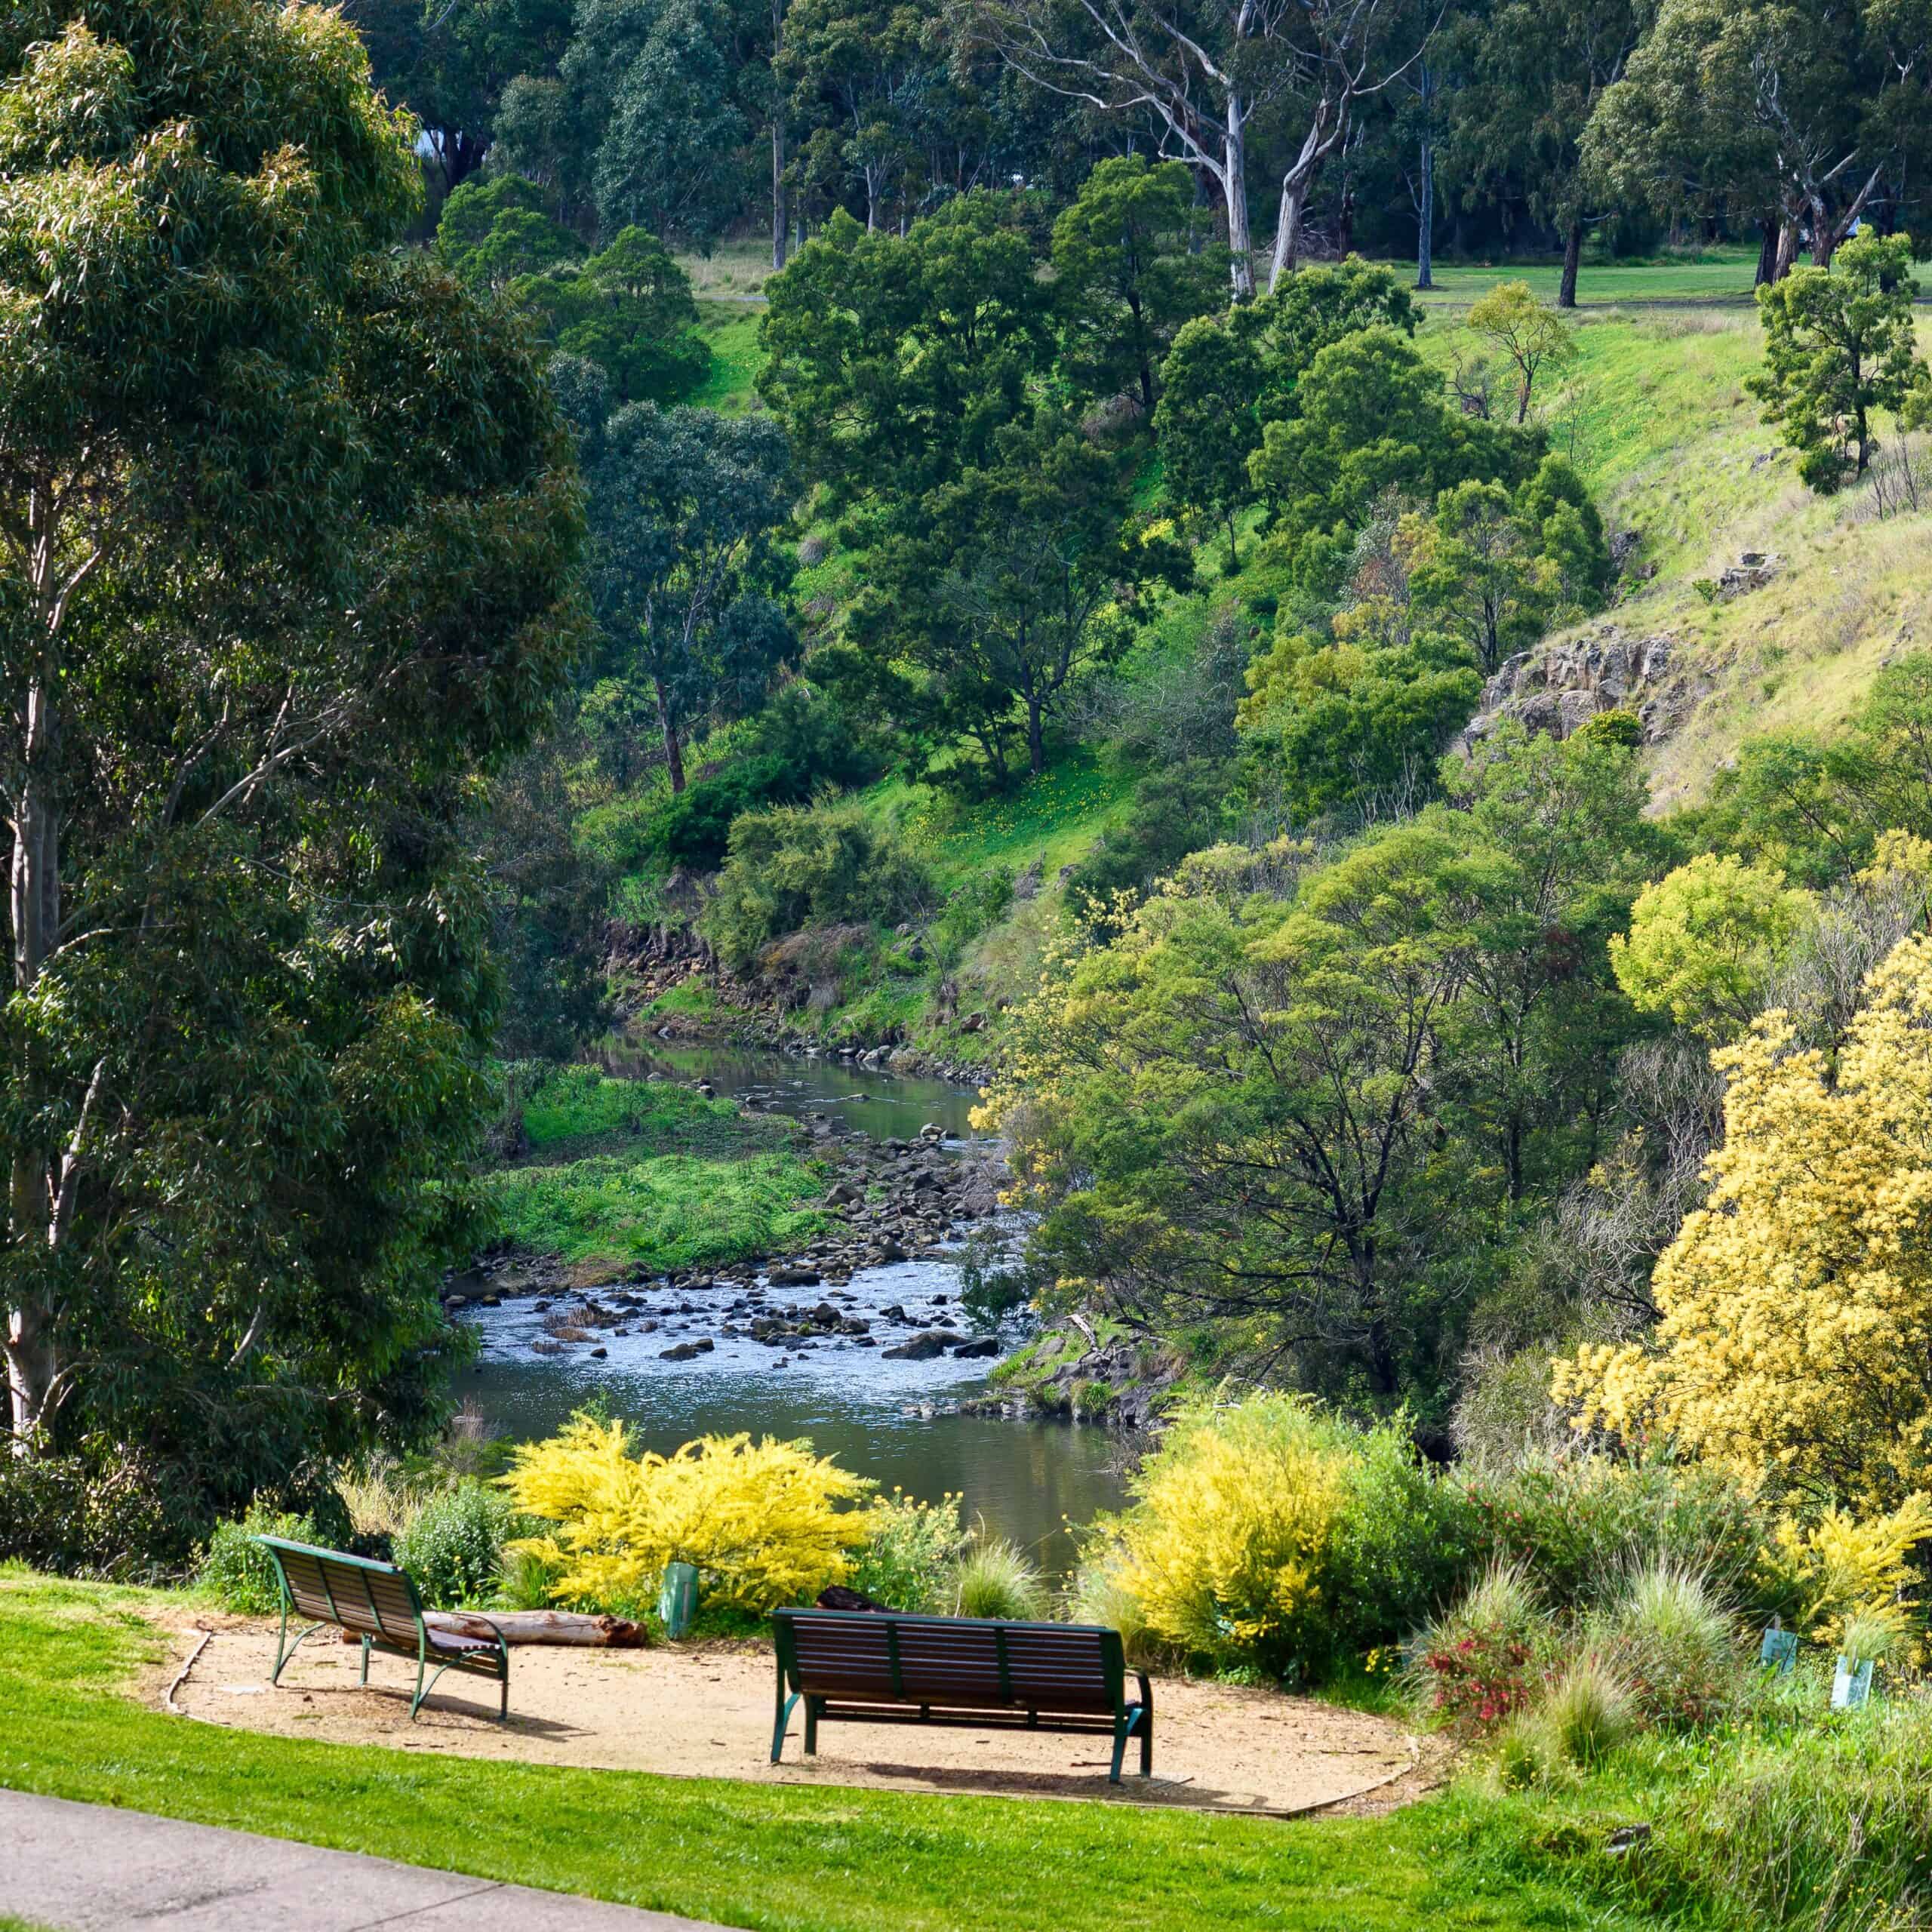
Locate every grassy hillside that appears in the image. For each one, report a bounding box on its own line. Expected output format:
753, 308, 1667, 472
1412, 301, 1932, 805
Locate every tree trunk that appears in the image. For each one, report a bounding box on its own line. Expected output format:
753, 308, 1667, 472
6, 685, 58, 1447
1225, 96, 1254, 302
1415, 137, 1435, 290
1755, 219, 1779, 288
1774, 218, 1800, 281
771, 0, 787, 272
422, 1611, 647, 1647
654, 678, 686, 794
771, 125, 788, 272
1557, 219, 1583, 309
1026, 698, 1046, 777
1268, 100, 1339, 292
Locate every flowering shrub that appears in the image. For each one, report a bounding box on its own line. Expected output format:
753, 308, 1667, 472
1758, 1494, 1932, 1653
1411, 1564, 1551, 1733
503, 1415, 875, 1613
848, 1491, 968, 1613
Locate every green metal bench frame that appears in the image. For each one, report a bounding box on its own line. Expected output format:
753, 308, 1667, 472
256, 1535, 509, 1721
771, 1607, 1152, 1783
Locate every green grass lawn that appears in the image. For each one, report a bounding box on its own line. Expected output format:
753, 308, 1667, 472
488, 1071, 829, 1272
690, 300, 767, 414
1386, 248, 1763, 311
0, 1571, 1660, 1932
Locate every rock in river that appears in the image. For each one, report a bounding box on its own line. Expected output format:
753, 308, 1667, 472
881, 1331, 950, 1361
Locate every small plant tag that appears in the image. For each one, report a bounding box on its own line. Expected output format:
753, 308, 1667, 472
1758, 1626, 1798, 1675
1830, 1656, 1874, 1709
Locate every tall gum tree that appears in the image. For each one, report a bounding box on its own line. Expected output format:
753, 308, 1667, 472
0, 1, 583, 1466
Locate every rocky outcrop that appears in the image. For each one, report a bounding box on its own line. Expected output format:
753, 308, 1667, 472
1462, 623, 1709, 750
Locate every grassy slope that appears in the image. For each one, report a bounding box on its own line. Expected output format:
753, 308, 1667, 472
0, 1571, 1654, 1932
488, 1072, 829, 1271
1415, 297, 1932, 805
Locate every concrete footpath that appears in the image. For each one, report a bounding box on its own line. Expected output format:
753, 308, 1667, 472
0, 1789, 738, 1932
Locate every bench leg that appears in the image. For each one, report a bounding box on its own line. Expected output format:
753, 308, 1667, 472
500, 1661, 509, 1723
360, 1636, 371, 1686
1110, 1706, 1148, 1784
772, 1687, 801, 1763
804, 1696, 820, 1757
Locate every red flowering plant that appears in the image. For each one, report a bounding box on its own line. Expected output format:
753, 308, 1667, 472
1408, 1561, 1553, 1734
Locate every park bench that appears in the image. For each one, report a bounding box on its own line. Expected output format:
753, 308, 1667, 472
256, 1534, 510, 1721
771, 1607, 1152, 1782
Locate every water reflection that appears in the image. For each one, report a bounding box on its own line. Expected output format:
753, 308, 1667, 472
592, 1037, 984, 1142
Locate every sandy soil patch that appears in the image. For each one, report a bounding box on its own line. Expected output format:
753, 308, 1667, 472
149, 1613, 1420, 1818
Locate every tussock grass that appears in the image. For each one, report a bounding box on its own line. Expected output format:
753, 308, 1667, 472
949, 1537, 1050, 1620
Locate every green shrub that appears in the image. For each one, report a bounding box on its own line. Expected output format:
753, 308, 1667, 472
1066, 1550, 1160, 1664
394, 1483, 522, 1609
931, 865, 1014, 965
198, 1505, 321, 1614
703, 801, 934, 971
951, 1538, 1049, 1620
1537, 1656, 1634, 1769
0, 1442, 186, 1580
1467, 1454, 1765, 1614
849, 1491, 968, 1613
1605, 1560, 1741, 1730
1093, 1394, 1481, 1680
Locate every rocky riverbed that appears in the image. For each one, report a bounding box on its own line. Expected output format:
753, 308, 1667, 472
445, 1115, 1016, 1380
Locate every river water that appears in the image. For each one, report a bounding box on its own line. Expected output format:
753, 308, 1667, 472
462, 1042, 1125, 1574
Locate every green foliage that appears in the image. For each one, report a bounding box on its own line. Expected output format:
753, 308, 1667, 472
703, 800, 934, 971
488, 1149, 828, 1270
849, 1491, 969, 1614
1154, 315, 1262, 567
1535, 1656, 1635, 1767
1066, 760, 1232, 933
1051, 156, 1224, 411
931, 866, 1016, 967
1466, 283, 1579, 424
198, 1507, 321, 1616
0, 0, 584, 1531
394, 1484, 523, 1609
995, 727, 1656, 1397
1747, 233, 1929, 492
1603, 1561, 1737, 1730
949, 1538, 1050, 1621
437, 185, 711, 405
567, 387, 797, 792
1702, 654, 1932, 884
1466, 1457, 1768, 1615
1609, 852, 1815, 1039
1088, 1396, 1481, 1679
1250, 328, 1545, 544
0, 1443, 184, 1580
758, 195, 1055, 515
853, 409, 1193, 783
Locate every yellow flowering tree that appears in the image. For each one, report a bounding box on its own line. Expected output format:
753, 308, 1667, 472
504, 1417, 875, 1612
1556, 931, 1932, 1510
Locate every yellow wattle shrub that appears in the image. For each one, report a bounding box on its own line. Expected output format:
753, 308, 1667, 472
1758, 1494, 1932, 1653
503, 1416, 875, 1612
1104, 1394, 1348, 1657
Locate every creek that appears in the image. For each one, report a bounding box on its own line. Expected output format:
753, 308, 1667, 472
462, 1041, 1126, 1575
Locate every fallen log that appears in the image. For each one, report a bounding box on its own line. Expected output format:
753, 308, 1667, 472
423, 1610, 648, 1648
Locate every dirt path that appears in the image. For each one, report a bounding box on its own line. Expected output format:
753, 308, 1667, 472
152, 1614, 1421, 1819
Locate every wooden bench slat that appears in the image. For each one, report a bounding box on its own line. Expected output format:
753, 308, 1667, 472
772, 1607, 1152, 1783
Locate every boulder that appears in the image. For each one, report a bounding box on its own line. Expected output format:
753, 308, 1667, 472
881, 1331, 950, 1361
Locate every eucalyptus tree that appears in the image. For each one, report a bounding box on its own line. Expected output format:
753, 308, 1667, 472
571, 381, 799, 794
0, 2, 583, 1503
